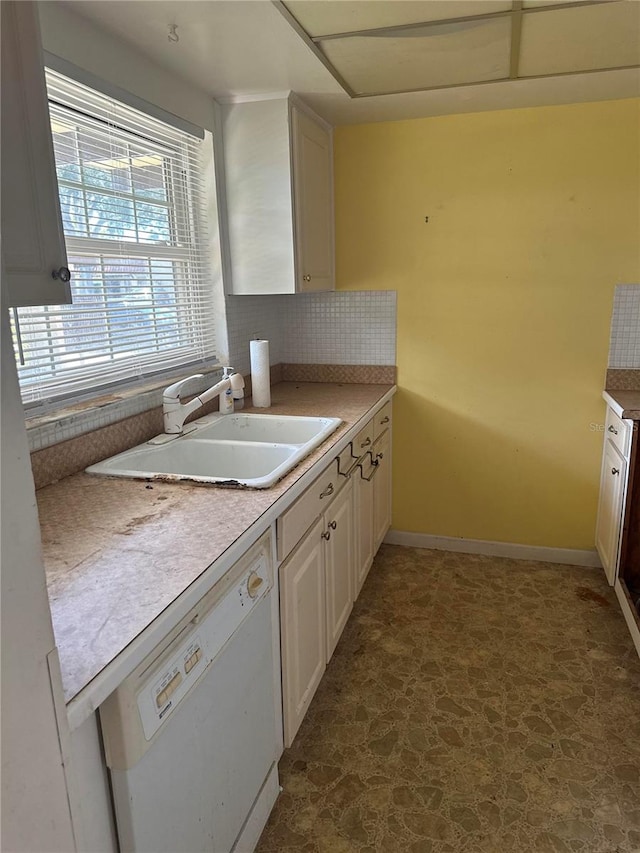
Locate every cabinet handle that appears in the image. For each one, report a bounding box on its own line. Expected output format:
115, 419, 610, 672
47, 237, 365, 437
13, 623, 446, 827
52, 266, 71, 283
321, 530, 331, 541
339, 457, 361, 479
380, 416, 390, 425
612, 467, 620, 475
360, 437, 372, 448
328, 520, 337, 530
303, 274, 311, 282
359, 459, 380, 482
319, 483, 334, 499
376, 452, 384, 460
608, 425, 618, 435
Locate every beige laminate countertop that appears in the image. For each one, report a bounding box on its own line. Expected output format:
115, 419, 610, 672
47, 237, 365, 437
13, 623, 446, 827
37, 381, 394, 721
603, 389, 640, 420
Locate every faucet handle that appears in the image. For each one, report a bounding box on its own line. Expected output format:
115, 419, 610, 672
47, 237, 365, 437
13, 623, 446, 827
163, 374, 204, 402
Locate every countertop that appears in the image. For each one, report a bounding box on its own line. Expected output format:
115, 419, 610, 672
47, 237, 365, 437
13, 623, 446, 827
603, 389, 640, 420
37, 381, 394, 725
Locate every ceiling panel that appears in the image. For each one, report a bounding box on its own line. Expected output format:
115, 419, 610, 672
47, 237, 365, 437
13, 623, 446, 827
519, 1, 640, 76
319, 16, 511, 95
285, 1, 512, 38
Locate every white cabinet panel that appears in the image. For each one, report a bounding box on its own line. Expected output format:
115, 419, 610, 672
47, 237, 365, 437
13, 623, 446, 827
596, 438, 627, 586
280, 518, 326, 747
291, 105, 334, 292
325, 479, 354, 661
354, 458, 374, 600
373, 429, 393, 551
1, 1, 70, 307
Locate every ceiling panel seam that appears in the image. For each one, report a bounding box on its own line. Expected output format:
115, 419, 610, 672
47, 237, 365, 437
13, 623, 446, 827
510, 1, 524, 79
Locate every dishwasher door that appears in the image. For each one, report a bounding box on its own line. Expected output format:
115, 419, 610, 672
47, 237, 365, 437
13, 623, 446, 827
100, 534, 279, 853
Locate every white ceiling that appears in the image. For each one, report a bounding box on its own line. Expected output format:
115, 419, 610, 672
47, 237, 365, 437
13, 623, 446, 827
58, 0, 640, 125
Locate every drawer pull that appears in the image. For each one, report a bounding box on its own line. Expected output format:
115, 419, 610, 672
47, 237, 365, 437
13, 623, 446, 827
380, 415, 390, 425
328, 520, 337, 530
340, 457, 361, 479
320, 483, 334, 499
360, 437, 372, 448
612, 467, 620, 476
608, 425, 618, 435
321, 530, 331, 541
360, 458, 380, 482
376, 451, 384, 460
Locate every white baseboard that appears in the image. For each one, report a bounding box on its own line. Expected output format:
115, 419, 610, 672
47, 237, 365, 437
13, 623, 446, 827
614, 579, 640, 658
383, 529, 602, 569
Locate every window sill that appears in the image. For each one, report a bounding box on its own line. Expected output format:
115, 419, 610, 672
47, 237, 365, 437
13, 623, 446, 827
26, 366, 221, 453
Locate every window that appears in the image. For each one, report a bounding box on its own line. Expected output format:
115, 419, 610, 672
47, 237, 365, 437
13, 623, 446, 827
12, 70, 216, 405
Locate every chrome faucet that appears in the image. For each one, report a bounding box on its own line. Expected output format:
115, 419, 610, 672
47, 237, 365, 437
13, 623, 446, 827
162, 370, 241, 434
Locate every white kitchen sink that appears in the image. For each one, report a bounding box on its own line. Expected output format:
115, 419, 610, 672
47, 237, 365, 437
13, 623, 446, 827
86, 414, 342, 489
190, 413, 339, 445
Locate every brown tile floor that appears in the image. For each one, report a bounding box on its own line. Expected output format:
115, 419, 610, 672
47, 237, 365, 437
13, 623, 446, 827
257, 545, 640, 853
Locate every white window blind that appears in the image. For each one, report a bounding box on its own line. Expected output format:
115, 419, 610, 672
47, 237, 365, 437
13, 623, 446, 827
12, 69, 216, 405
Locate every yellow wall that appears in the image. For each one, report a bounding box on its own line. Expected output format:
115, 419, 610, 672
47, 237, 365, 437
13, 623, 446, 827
335, 99, 640, 549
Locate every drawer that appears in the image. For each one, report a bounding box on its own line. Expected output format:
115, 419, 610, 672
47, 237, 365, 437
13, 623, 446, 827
278, 460, 340, 560
605, 406, 631, 458
373, 402, 392, 440
354, 418, 374, 457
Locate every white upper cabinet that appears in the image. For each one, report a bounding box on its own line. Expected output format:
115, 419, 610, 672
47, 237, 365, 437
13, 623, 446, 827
291, 105, 334, 292
222, 96, 334, 295
1, 2, 71, 307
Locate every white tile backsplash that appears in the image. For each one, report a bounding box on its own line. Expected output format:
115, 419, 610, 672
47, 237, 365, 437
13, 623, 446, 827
225, 295, 285, 375
226, 290, 397, 371
279, 291, 396, 366
609, 284, 640, 368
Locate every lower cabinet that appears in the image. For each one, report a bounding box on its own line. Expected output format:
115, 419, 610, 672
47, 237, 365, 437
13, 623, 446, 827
324, 480, 354, 661
279, 403, 393, 746
373, 428, 392, 552
596, 439, 627, 585
596, 405, 632, 586
279, 479, 354, 746
354, 457, 374, 600
279, 517, 326, 747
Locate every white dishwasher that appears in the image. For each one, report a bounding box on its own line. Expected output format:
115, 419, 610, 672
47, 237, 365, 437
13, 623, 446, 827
100, 531, 281, 853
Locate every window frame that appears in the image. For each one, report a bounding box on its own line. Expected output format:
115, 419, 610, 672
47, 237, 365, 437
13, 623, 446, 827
14, 71, 219, 410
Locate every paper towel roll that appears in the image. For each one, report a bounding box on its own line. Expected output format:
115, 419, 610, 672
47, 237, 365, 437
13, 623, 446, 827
250, 339, 271, 408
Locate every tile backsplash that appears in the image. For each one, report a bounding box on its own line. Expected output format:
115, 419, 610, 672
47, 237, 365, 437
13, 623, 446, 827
609, 284, 640, 368
227, 290, 396, 371
279, 291, 396, 365
225, 295, 284, 375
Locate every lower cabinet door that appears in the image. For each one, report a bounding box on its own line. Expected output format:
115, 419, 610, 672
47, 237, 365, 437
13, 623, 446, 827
279, 517, 326, 747
324, 479, 354, 661
373, 429, 392, 551
354, 459, 374, 601
595, 439, 627, 586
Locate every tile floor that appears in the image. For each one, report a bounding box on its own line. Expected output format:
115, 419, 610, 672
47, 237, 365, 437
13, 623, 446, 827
257, 545, 640, 853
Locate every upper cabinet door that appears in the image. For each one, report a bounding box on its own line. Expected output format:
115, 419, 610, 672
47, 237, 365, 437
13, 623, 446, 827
1, 2, 71, 307
291, 104, 334, 293
223, 97, 335, 295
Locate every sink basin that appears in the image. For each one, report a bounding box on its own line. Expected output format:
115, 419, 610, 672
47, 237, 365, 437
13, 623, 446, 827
86, 414, 342, 489
190, 413, 340, 445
